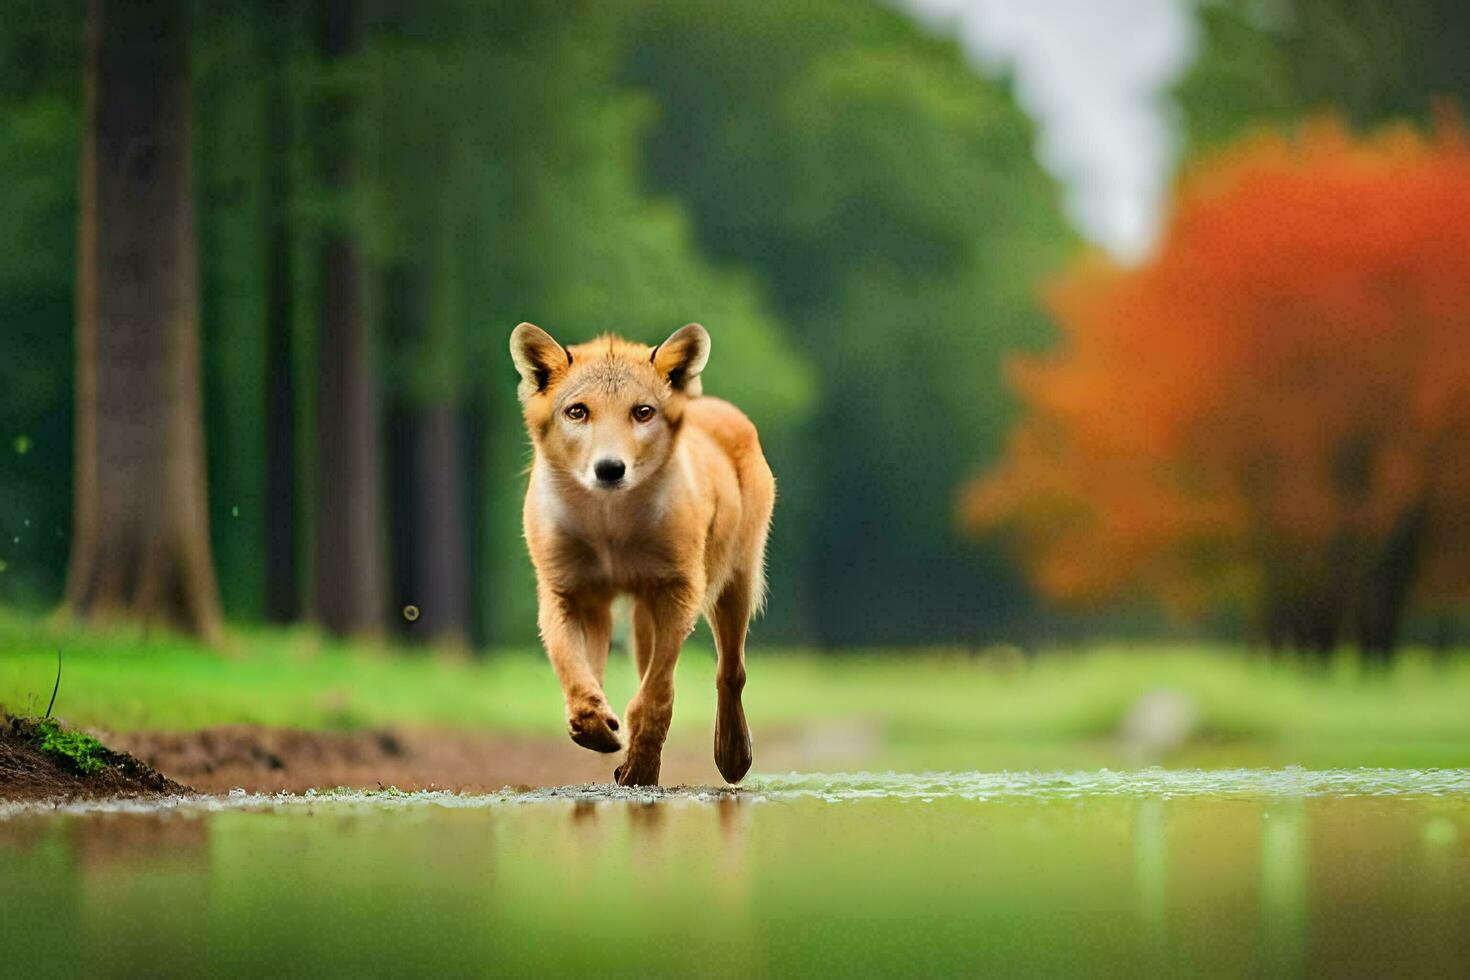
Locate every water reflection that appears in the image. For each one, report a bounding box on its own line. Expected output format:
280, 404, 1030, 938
717, 794, 750, 859
1260, 799, 1307, 976
627, 799, 664, 838
0, 782, 1464, 975
70, 812, 207, 871
1131, 793, 1313, 973
1132, 799, 1167, 964
569, 798, 598, 825
0, 814, 49, 854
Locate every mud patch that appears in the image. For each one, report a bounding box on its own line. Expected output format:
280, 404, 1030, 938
0, 713, 190, 802
105, 725, 720, 794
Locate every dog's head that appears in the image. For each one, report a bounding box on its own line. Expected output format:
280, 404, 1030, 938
510, 322, 710, 492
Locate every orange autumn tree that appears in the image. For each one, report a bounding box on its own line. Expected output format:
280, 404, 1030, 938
965, 117, 1470, 657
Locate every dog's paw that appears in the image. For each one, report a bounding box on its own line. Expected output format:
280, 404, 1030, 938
567, 700, 622, 754
714, 718, 752, 784
613, 752, 661, 787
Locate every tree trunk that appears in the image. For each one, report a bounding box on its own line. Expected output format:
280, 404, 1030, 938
409, 403, 470, 644
1259, 547, 1345, 660
312, 0, 385, 636
262, 0, 298, 623
65, 0, 222, 641
384, 265, 469, 646
463, 388, 488, 648
1354, 504, 1427, 661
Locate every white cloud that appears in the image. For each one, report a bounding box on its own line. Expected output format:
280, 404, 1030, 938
902, 0, 1197, 261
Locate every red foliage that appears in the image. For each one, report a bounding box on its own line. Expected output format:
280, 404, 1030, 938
965, 117, 1470, 652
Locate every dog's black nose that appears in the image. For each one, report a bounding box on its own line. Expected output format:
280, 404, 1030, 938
594, 458, 626, 484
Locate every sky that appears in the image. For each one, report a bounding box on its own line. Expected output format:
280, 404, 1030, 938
902, 0, 1198, 261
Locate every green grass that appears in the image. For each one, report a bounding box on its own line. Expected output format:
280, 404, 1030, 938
2, 608, 1469, 769
33, 717, 108, 774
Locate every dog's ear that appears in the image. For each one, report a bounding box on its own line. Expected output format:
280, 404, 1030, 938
651, 323, 710, 395
510, 322, 570, 398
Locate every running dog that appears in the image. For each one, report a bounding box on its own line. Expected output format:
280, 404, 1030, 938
510, 322, 775, 786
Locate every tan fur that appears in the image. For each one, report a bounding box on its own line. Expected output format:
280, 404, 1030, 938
510, 322, 775, 786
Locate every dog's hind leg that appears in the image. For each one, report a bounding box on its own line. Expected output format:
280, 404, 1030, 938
708, 573, 754, 784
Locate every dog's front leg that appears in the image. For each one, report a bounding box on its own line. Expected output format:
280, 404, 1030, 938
615, 583, 699, 786
538, 585, 621, 754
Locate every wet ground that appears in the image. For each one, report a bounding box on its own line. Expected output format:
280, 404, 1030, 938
0, 714, 187, 802
2, 769, 1468, 975
98, 721, 889, 793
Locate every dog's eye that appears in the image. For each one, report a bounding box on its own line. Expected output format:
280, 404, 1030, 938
564, 403, 588, 422
632, 405, 656, 423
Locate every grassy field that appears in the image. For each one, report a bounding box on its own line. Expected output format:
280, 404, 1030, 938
2, 609, 1469, 769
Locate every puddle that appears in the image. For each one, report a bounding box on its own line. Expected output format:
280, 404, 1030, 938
753, 767, 1470, 800
6, 767, 1468, 820
1, 769, 1467, 974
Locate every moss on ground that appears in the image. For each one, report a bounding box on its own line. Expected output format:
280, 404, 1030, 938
35, 717, 109, 774
2, 711, 190, 799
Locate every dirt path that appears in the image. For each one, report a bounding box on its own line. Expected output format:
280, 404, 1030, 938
1, 715, 189, 801
5, 711, 879, 800
104, 726, 731, 794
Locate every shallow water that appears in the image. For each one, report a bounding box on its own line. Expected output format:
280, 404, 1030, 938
3, 770, 1468, 976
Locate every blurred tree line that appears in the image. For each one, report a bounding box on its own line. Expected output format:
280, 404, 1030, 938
14, 0, 1459, 654
1179, 0, 1470, 148
0, 0, 1068, 647
960, 0, 1470, 657
968, 120, 1470, 658
1175, 0, 1470, 654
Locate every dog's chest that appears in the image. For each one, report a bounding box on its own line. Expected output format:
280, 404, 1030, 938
558, 529, 675, 590
533, 476, 683, 589
593, 538, 654, 586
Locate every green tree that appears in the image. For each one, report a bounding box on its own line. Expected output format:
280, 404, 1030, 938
348, 1, 812, 645
622, 0, 1073, 642
194, 2, 272, 623
0, 1, 79, 611
259, 0, 303, 624
1179, 0, 1470, 150
66, 0, 222, 639
311, 0, 386, 638
2, 0, 1068, 649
